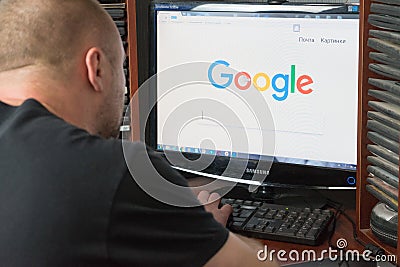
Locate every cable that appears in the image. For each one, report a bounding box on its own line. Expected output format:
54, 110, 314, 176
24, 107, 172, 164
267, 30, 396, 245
326, 199, 367, 248
326, 199, 344, 249
340, 208, 367, 248
326, 198, 385, 261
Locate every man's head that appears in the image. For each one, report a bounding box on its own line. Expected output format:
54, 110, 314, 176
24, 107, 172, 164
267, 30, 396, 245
0, 0, 126, 138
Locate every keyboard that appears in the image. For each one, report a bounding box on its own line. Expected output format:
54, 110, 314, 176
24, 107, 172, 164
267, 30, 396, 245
221, 198, 335, 246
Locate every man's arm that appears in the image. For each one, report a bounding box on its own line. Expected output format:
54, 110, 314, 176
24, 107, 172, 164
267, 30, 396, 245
198, 191, 279, 267
205, 232, 279, 267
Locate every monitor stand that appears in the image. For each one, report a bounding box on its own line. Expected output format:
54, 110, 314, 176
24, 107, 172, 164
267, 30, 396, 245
186, 176, 333, 209
231, 185, 329, 209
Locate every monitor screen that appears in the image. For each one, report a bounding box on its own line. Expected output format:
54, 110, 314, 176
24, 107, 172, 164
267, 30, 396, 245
147, 2, 359, 189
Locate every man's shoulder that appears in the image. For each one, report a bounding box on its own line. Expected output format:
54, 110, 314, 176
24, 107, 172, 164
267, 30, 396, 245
0, 98, 132, 180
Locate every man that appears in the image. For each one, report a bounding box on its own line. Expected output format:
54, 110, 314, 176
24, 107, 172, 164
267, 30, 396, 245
0, 0, 278, 266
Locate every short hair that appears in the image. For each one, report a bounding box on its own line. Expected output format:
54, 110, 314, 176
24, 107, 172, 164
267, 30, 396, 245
0, 0, 118, 74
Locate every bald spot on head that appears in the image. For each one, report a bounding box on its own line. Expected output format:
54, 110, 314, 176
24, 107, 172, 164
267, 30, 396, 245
0, 0, 120, 77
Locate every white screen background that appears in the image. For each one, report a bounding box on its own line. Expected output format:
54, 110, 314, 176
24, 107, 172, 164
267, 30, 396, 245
156, 11, 359, 165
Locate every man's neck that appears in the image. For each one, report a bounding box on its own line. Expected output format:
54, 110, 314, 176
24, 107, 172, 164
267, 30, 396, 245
0, 68, 96, 135
0, 66, 51, 103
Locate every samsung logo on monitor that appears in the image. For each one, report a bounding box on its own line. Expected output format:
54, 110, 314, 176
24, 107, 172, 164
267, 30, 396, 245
246, 168, 269, 175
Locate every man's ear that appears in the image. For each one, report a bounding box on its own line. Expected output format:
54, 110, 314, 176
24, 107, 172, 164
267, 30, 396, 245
85, 47, 106, 92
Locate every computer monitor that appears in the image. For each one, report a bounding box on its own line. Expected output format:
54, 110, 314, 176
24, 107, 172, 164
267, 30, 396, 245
145, 2, 359, 193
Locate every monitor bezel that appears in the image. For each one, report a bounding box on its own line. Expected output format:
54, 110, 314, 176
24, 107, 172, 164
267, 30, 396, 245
145, 1, 359, 189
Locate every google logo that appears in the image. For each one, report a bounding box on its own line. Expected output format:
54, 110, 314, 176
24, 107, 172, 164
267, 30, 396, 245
208, 60, 314, 101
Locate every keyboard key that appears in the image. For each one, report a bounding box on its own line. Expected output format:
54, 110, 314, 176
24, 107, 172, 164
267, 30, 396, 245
309, 213, 318, 219
248, 217, 269, 226
306, 227, 320, 239
223, 198, 234, 204
239, 210, 254, 218
254, 225, 265, 232
295, 218, 305, 224
265, 225, 275, 233
296, 230, 307, 237
231, 222, 244, 231
299, 214, 308, 219
265, 214, 274, 219
280, 228, 297, 236
265, 211, 277, 219
268, 220, 283, 229
241, 205, 257, 210
232, 217, 246, 222
313, 218, 325, 227
290, 211, 299, 217
255, 211, 266, 217
280, 223, 290, 228
303, 207, 311, 213
291, 226, 300, 232
253, 201, 262, 206
232, 222, 244, 227
284, 218, 295, 225
245, 224, 255, 230
313, 209, 322, 214
306, 218, 315, 223
319, 214, 330, 220
244, 200, 253, 205
292, 222, 302, 229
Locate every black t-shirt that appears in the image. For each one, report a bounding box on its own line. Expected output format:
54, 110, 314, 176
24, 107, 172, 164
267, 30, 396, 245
0, 99, 228, 267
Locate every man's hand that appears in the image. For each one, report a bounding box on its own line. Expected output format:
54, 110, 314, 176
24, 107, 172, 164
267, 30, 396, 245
197, 190, 233, 226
